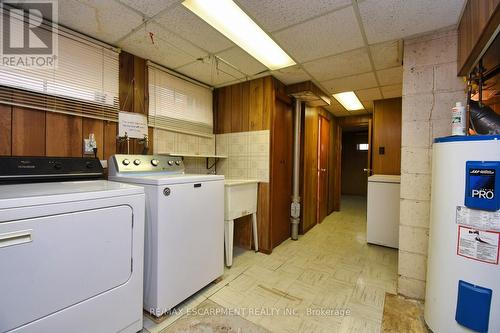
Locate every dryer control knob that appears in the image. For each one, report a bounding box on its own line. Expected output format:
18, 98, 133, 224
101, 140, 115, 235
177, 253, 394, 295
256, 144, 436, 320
133, 159, 141, 166
122, 159, 130, 166
168, 160, 174, 166
175, 160, 181, 166
151, 159, 160, 166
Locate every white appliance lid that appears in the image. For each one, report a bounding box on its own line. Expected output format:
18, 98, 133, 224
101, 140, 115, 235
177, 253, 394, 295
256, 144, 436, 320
368, 174, 401, 183
224, 179, 259, 186
109, 173, 224, 185
0, 180, 143, 209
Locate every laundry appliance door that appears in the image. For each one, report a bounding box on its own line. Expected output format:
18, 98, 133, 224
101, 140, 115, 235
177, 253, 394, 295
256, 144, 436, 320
0, 205, 133, 332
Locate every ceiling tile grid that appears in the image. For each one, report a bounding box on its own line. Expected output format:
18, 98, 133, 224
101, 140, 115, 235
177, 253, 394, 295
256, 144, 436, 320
153, 5, 235, 54
358, 0, 466, 44
322, 72, 379, 94
302, 48, 372, 82
57, 0, 144, 44
117, 21, 207, 69
234, 0, 351, 32
216, 48, 268, 77
118, 0, 182, 18
272, 6, 365, 63
52, 0, 467, 115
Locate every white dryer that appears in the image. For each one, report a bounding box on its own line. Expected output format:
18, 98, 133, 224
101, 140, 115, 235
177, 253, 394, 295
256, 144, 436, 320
0, 156, 145, 333
108, 154, 224, 317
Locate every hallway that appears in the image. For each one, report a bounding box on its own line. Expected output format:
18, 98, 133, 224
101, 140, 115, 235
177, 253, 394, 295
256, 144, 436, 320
145, 196, 398, 333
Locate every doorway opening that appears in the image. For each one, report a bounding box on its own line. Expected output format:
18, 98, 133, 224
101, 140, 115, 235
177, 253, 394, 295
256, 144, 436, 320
341, 127, 369, 198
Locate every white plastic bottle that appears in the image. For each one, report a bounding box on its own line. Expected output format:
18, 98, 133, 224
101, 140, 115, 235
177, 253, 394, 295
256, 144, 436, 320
451, 102, 466, 136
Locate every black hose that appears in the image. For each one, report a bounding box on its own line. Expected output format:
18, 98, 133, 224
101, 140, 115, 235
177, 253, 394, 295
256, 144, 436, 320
469, 100, 500, 135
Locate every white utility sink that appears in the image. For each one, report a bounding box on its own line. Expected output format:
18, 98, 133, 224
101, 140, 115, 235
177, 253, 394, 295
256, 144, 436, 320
223, 179, 259, 267
224, 179, 258, 220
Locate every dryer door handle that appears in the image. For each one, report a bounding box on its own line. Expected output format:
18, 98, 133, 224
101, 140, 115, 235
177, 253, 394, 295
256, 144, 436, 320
0, 229, 32, 249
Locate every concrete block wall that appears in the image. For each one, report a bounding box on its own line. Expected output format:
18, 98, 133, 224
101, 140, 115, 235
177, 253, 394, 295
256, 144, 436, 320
398, 29, 466, 299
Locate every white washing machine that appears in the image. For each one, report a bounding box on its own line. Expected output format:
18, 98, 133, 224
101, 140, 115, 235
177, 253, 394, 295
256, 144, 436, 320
0, 156, 145, 333
108, 154, 224, 317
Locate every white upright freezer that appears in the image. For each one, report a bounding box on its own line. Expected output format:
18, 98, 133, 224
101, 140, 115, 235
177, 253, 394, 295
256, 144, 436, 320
367, 174, 401, 248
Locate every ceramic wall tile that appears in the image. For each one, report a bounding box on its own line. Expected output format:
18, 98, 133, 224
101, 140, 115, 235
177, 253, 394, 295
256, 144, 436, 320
216, 130, 270, 182
153, 129, 216, 156
228, 132, 249, 157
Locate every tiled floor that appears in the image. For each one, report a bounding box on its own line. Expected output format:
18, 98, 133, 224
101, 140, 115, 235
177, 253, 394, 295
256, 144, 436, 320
144, 196, 398, 333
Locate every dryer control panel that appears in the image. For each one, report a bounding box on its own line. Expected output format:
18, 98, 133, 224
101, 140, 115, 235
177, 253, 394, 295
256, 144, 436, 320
110, 155, 184, 174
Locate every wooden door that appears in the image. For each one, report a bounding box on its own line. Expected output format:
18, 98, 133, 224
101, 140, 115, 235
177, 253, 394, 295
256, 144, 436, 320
317, 115, 330, 223
271, 98, 293, 247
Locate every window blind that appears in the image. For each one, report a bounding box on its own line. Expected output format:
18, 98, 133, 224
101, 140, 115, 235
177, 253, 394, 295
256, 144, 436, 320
0, 9, 120, 121
148, 63, 213, 137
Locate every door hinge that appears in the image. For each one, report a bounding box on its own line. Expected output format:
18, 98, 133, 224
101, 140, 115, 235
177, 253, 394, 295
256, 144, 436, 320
131, 258, 133, 272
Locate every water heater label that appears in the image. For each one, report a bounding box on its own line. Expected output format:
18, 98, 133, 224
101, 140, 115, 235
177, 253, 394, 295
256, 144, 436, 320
456, 206, 500, 232
465, 161, 500, 211
457, 226, 500, 264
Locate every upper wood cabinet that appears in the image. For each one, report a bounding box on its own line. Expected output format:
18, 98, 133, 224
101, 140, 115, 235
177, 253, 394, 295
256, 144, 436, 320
457, 0, 500, 75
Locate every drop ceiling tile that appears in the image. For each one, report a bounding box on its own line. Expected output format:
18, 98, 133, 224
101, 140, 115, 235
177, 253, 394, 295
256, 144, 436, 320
322, 72, 378, 93
235, 0, 351, 32
377, 67, 403, 86
118, 0, 181, 18
154, 5, 235, 53
118, 22, 206, 69
325, 103, 349, 116
272, 66, 311, 85
302, 48, 372, 82
381, 84, 403, 99
56, 0, 144, 44
176, 59, 246, 87
359, 0, 466, 44
355, 88, 382, 101
369, 40, 403, 70
216, 47, 268, 77
272, 6, 364, 63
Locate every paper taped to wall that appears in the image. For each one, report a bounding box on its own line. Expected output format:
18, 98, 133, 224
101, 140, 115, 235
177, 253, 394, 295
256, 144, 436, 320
118, 111, 148, 139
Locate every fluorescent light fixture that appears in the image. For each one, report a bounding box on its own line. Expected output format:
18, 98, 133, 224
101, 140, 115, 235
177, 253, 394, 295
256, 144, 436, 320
332, 91, 364, 111
182, 0, 295, 70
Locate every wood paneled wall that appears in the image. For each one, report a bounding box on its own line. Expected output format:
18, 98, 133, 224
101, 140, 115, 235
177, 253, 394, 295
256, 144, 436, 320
0, 51, 152, 160
214, 76, 293, 253
372, 98, 402, 175
329, 116, 341, 213
214, 77, 274, 253
458, 0, 500, 75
